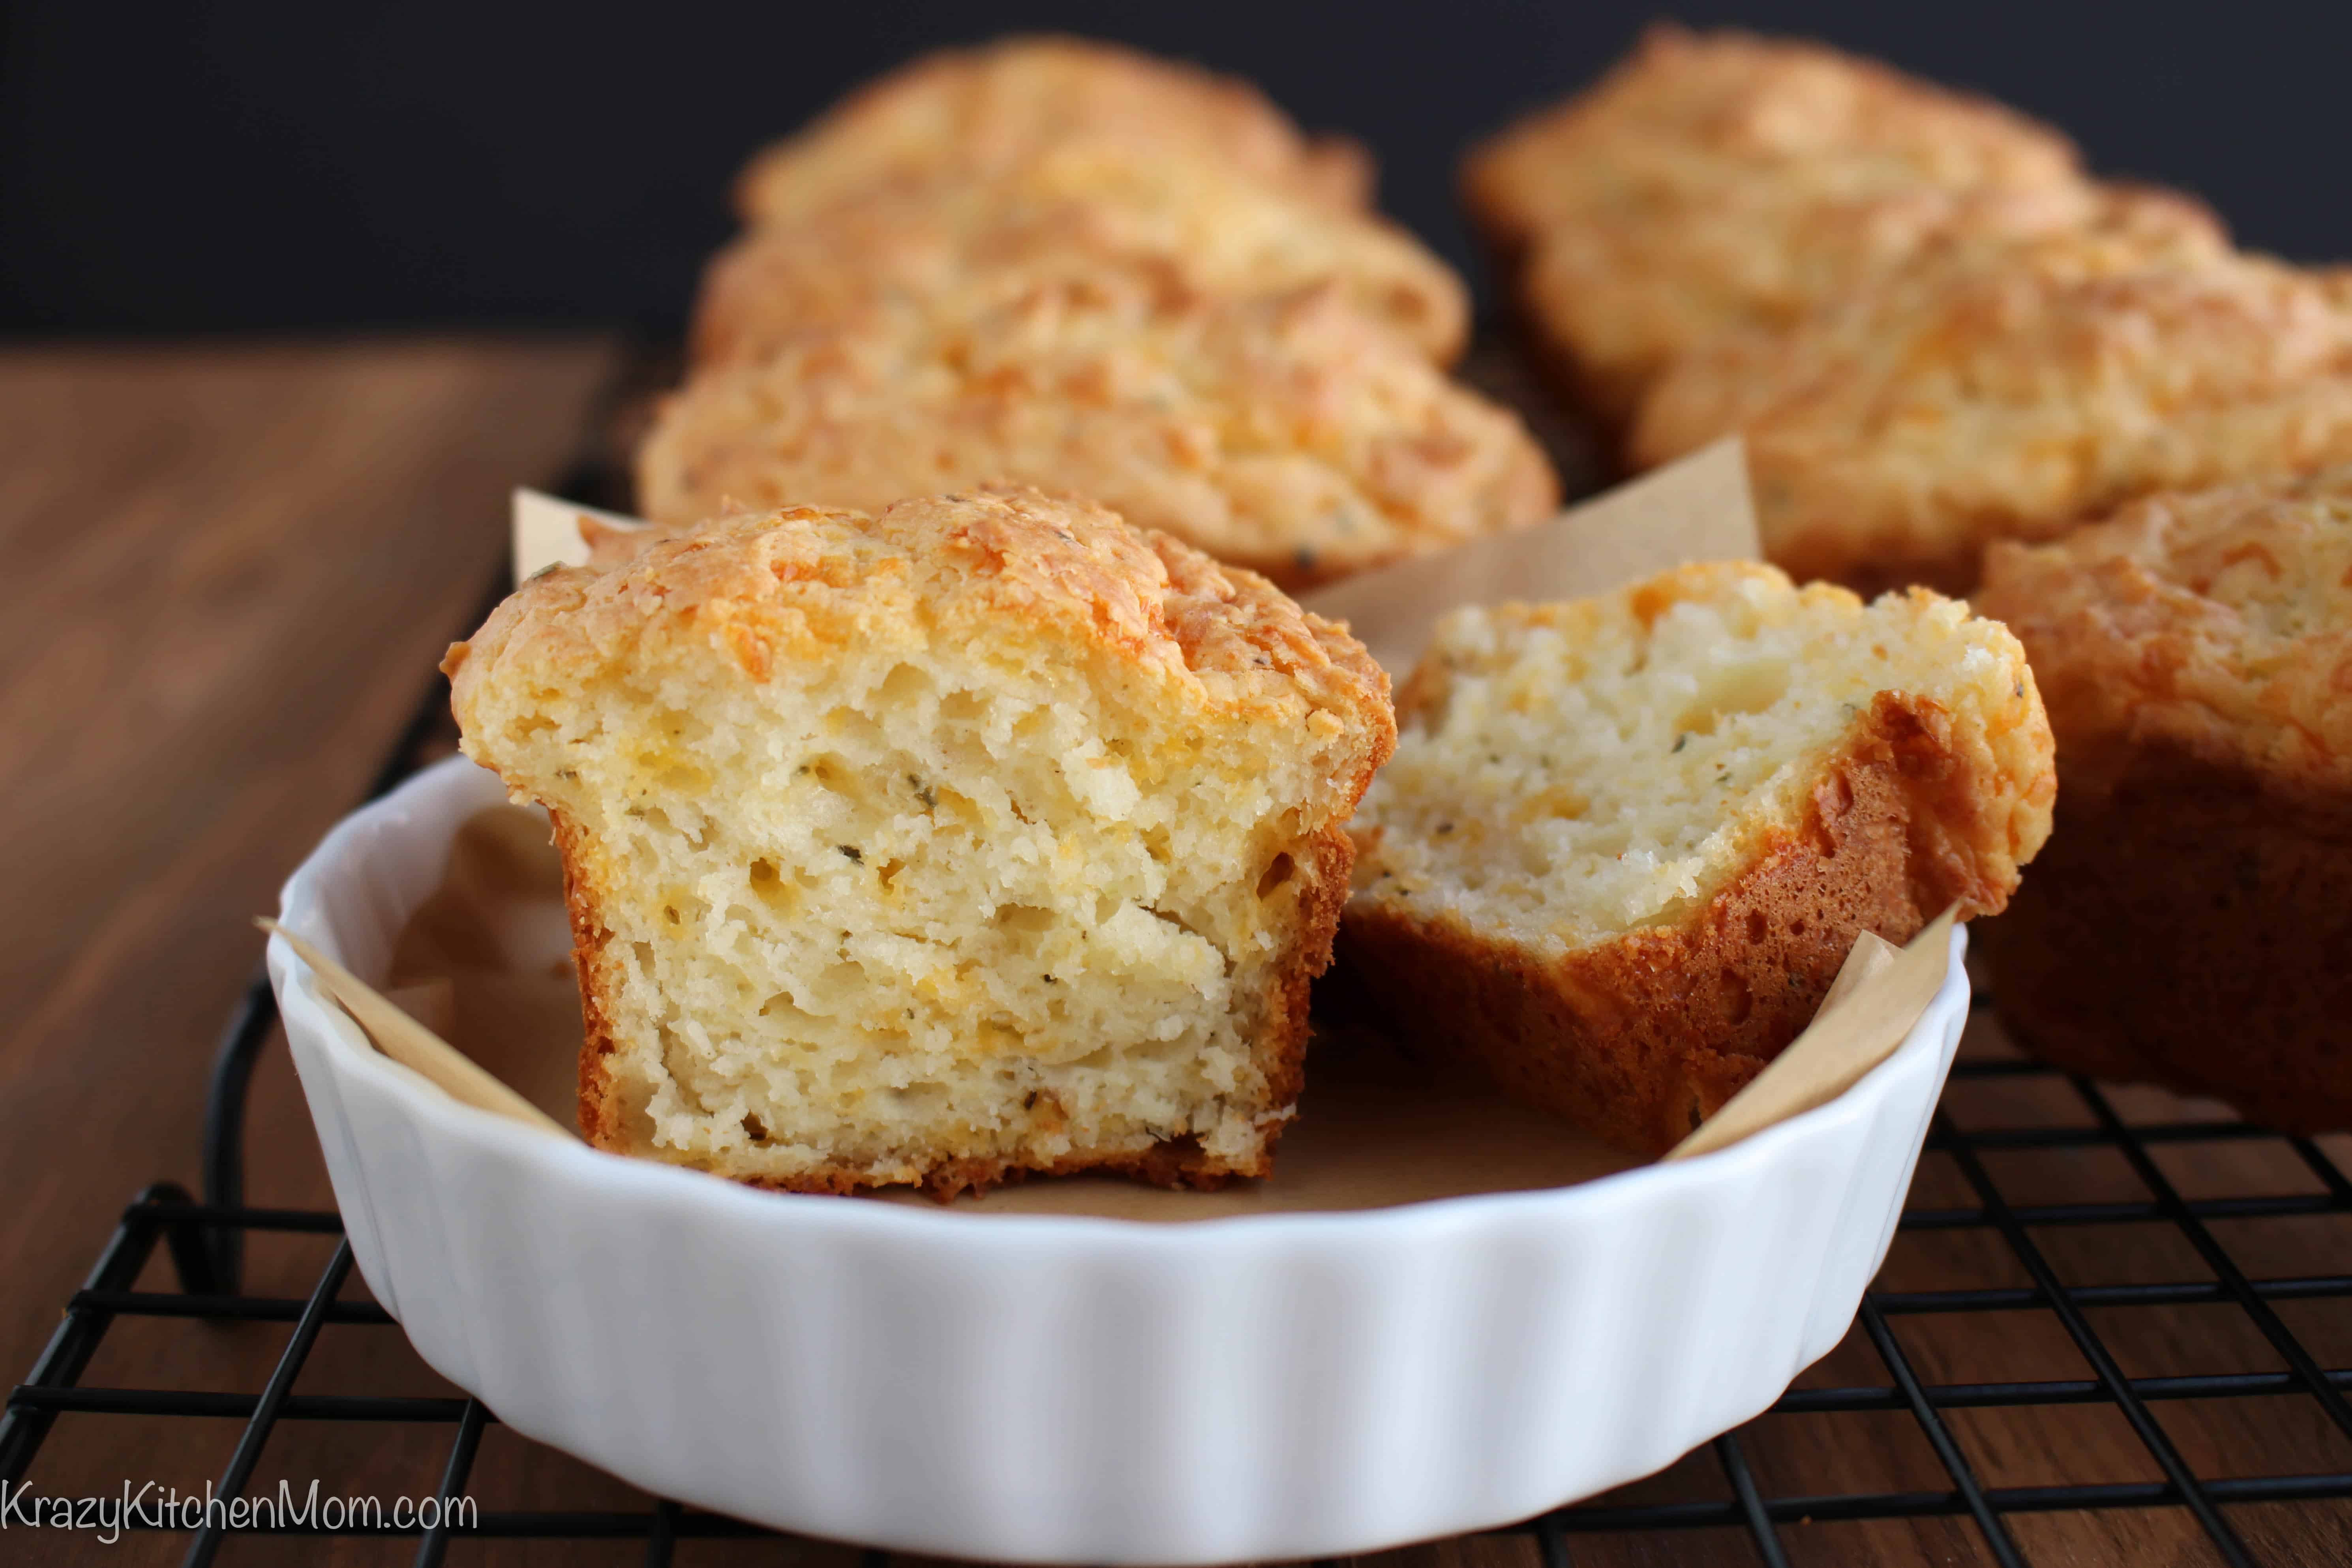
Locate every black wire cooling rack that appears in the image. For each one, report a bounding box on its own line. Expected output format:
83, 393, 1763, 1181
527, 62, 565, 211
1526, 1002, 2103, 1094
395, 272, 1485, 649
8, 442, 2352, 1566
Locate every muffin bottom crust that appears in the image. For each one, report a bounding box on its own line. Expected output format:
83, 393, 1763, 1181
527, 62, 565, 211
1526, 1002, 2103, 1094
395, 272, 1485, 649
1982, 750, 2352, 1133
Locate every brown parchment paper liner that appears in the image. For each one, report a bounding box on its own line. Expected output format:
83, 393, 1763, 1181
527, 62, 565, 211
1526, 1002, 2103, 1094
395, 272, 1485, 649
258, 436, 1947, 1215
1296, 437, 1756, 673
263, 911, 569, 1137
512, 488, 645, 586
1666, 910, 1953, 1161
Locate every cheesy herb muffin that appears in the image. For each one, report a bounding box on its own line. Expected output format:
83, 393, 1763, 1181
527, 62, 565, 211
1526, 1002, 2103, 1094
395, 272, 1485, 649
446, 489, 1395, 1197
643, 274, 1557, 591
1342, 561, 2054, 1156
1462, 24, 2138, 423
1632, 243, 2352, 593
695, 138, 1467, 371
1975, 470, 2352, 1131
733, 34, 1371, 227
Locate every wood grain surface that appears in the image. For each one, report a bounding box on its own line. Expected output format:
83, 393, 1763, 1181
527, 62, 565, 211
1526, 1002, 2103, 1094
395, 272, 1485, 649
2, 339, 2348, 1567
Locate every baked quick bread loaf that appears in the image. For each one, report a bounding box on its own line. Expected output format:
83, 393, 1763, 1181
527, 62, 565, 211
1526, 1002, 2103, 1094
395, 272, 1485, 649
1341, 562, 2054, 1156
1974, 471, 2352, 1130
734, 34, 1369, 227
445, 489, 1394, 1197
642, 275, 1557, 591
671, 34, 1525, 594
1461, 24, 2148, 423
1632, 244, 2352, 593
694, 139, 1468, 369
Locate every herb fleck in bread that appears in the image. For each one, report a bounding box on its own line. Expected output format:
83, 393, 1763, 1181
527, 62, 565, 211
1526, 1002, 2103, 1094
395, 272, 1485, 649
443, 489, 1395, 1197
1341, 562, 2053, 1156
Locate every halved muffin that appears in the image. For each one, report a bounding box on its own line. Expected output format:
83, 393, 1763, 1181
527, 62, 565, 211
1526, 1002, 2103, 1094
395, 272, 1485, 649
445, 489, 1395, 1196
1341, 562, 2053, 1155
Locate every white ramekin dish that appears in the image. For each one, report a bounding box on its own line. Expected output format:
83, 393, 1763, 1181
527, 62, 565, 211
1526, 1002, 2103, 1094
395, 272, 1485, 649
270, 754, 1969, 1565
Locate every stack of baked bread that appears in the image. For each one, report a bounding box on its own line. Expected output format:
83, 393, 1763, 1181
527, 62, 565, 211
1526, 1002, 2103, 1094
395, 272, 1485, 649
465, 30, 2352, 1199
444, 34, 2079, 1195
1474, 26, 2352, 1132
638, 36, 1559, 590
1471, 24, 2352, 595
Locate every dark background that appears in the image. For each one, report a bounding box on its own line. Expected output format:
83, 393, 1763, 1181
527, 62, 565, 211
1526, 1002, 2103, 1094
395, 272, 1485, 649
2, 0, 2344, 335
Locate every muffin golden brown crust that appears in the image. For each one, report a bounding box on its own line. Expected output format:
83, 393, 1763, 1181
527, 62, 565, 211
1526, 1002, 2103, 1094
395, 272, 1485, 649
693, 140, 1469, 370
641, 276, 1559, 590
1975, 471, 2352, 1129
1461, 23, 2107, 423
1465, 24, 2081, 251
1976, 471, 2352, 801
448, 489, 1395, 1197
1634, 247, 2352, 593
467, 491, 1372, 696
734, 34, 1369, 227
1339, 563, 2053, 1157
